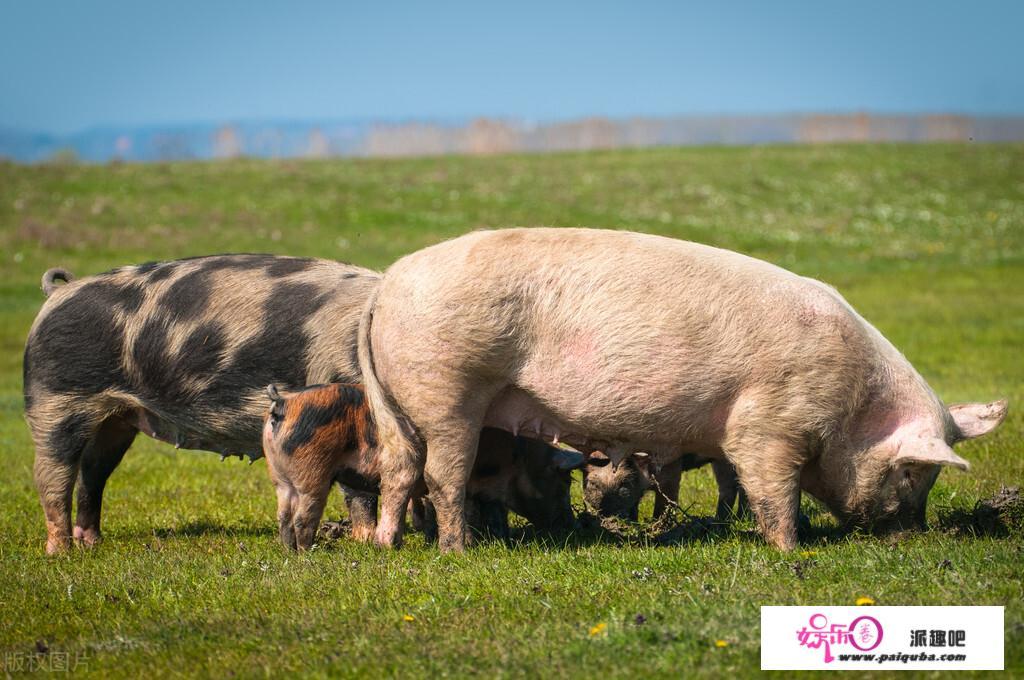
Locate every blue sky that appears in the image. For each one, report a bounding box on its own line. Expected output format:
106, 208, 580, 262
2, 1, 1022, 134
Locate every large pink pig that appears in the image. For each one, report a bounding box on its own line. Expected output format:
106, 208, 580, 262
359, 228, 1007, 551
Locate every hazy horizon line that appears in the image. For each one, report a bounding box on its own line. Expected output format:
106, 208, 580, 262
6, 110, 1024, 138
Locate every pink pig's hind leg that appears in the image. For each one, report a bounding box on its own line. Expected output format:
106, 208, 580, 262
422, 426, 481, 553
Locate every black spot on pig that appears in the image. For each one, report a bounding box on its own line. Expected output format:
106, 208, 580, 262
47, 412, 95, 463
267, 257, 313, 277
342, 272, 359, 279
142, 254, 280, 286
26, 282, 128, 394
130, 316, 179, 399
151, 254, 275, 287
131, 317, 228, 403
177, 323, 228, 379
281, 401, 348, 455
198, 282, 331, 415
335, 383, 365, 408
244, 281, 331, 386
161, 269, 212, 322
198, 254, 277, 274
146, 262, 177, 283
113, 281, 146, 314
77, 280, 146, 315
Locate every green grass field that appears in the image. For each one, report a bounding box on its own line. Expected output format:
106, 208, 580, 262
1, 144, 1021, 677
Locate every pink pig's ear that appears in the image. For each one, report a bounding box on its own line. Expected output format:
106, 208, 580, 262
949, 399, 1008, 441
892, 438, 970, 471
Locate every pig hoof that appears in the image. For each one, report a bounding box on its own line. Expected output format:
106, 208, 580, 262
765, 533, 798, 551
438, 541, 466, 554
73, 526, 102, 547
350, 525, 376, 543
374, 517, 404, 549
375, 536, 402, 550
438, 534, 468, 553
374, 530, 403, 549
45, 536, 72, 555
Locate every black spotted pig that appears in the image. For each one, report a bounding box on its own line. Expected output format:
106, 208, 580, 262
583, 452, 748, 522
24, 254, 379, 554
261, 383, 594, 549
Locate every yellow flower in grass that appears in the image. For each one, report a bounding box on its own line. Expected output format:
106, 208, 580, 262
403, 614, 416, 622
856, 596, 875, 606
799, 550, 818, 559
589, 622, 607, 637
715, 640, 729, 648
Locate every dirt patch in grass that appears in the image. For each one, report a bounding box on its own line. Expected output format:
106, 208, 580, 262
319, 519, 351, 541
573, 506, 730, 546
938, 486, 1023, 537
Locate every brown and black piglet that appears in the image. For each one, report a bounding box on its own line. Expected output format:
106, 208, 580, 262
262, 383, 598, 550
